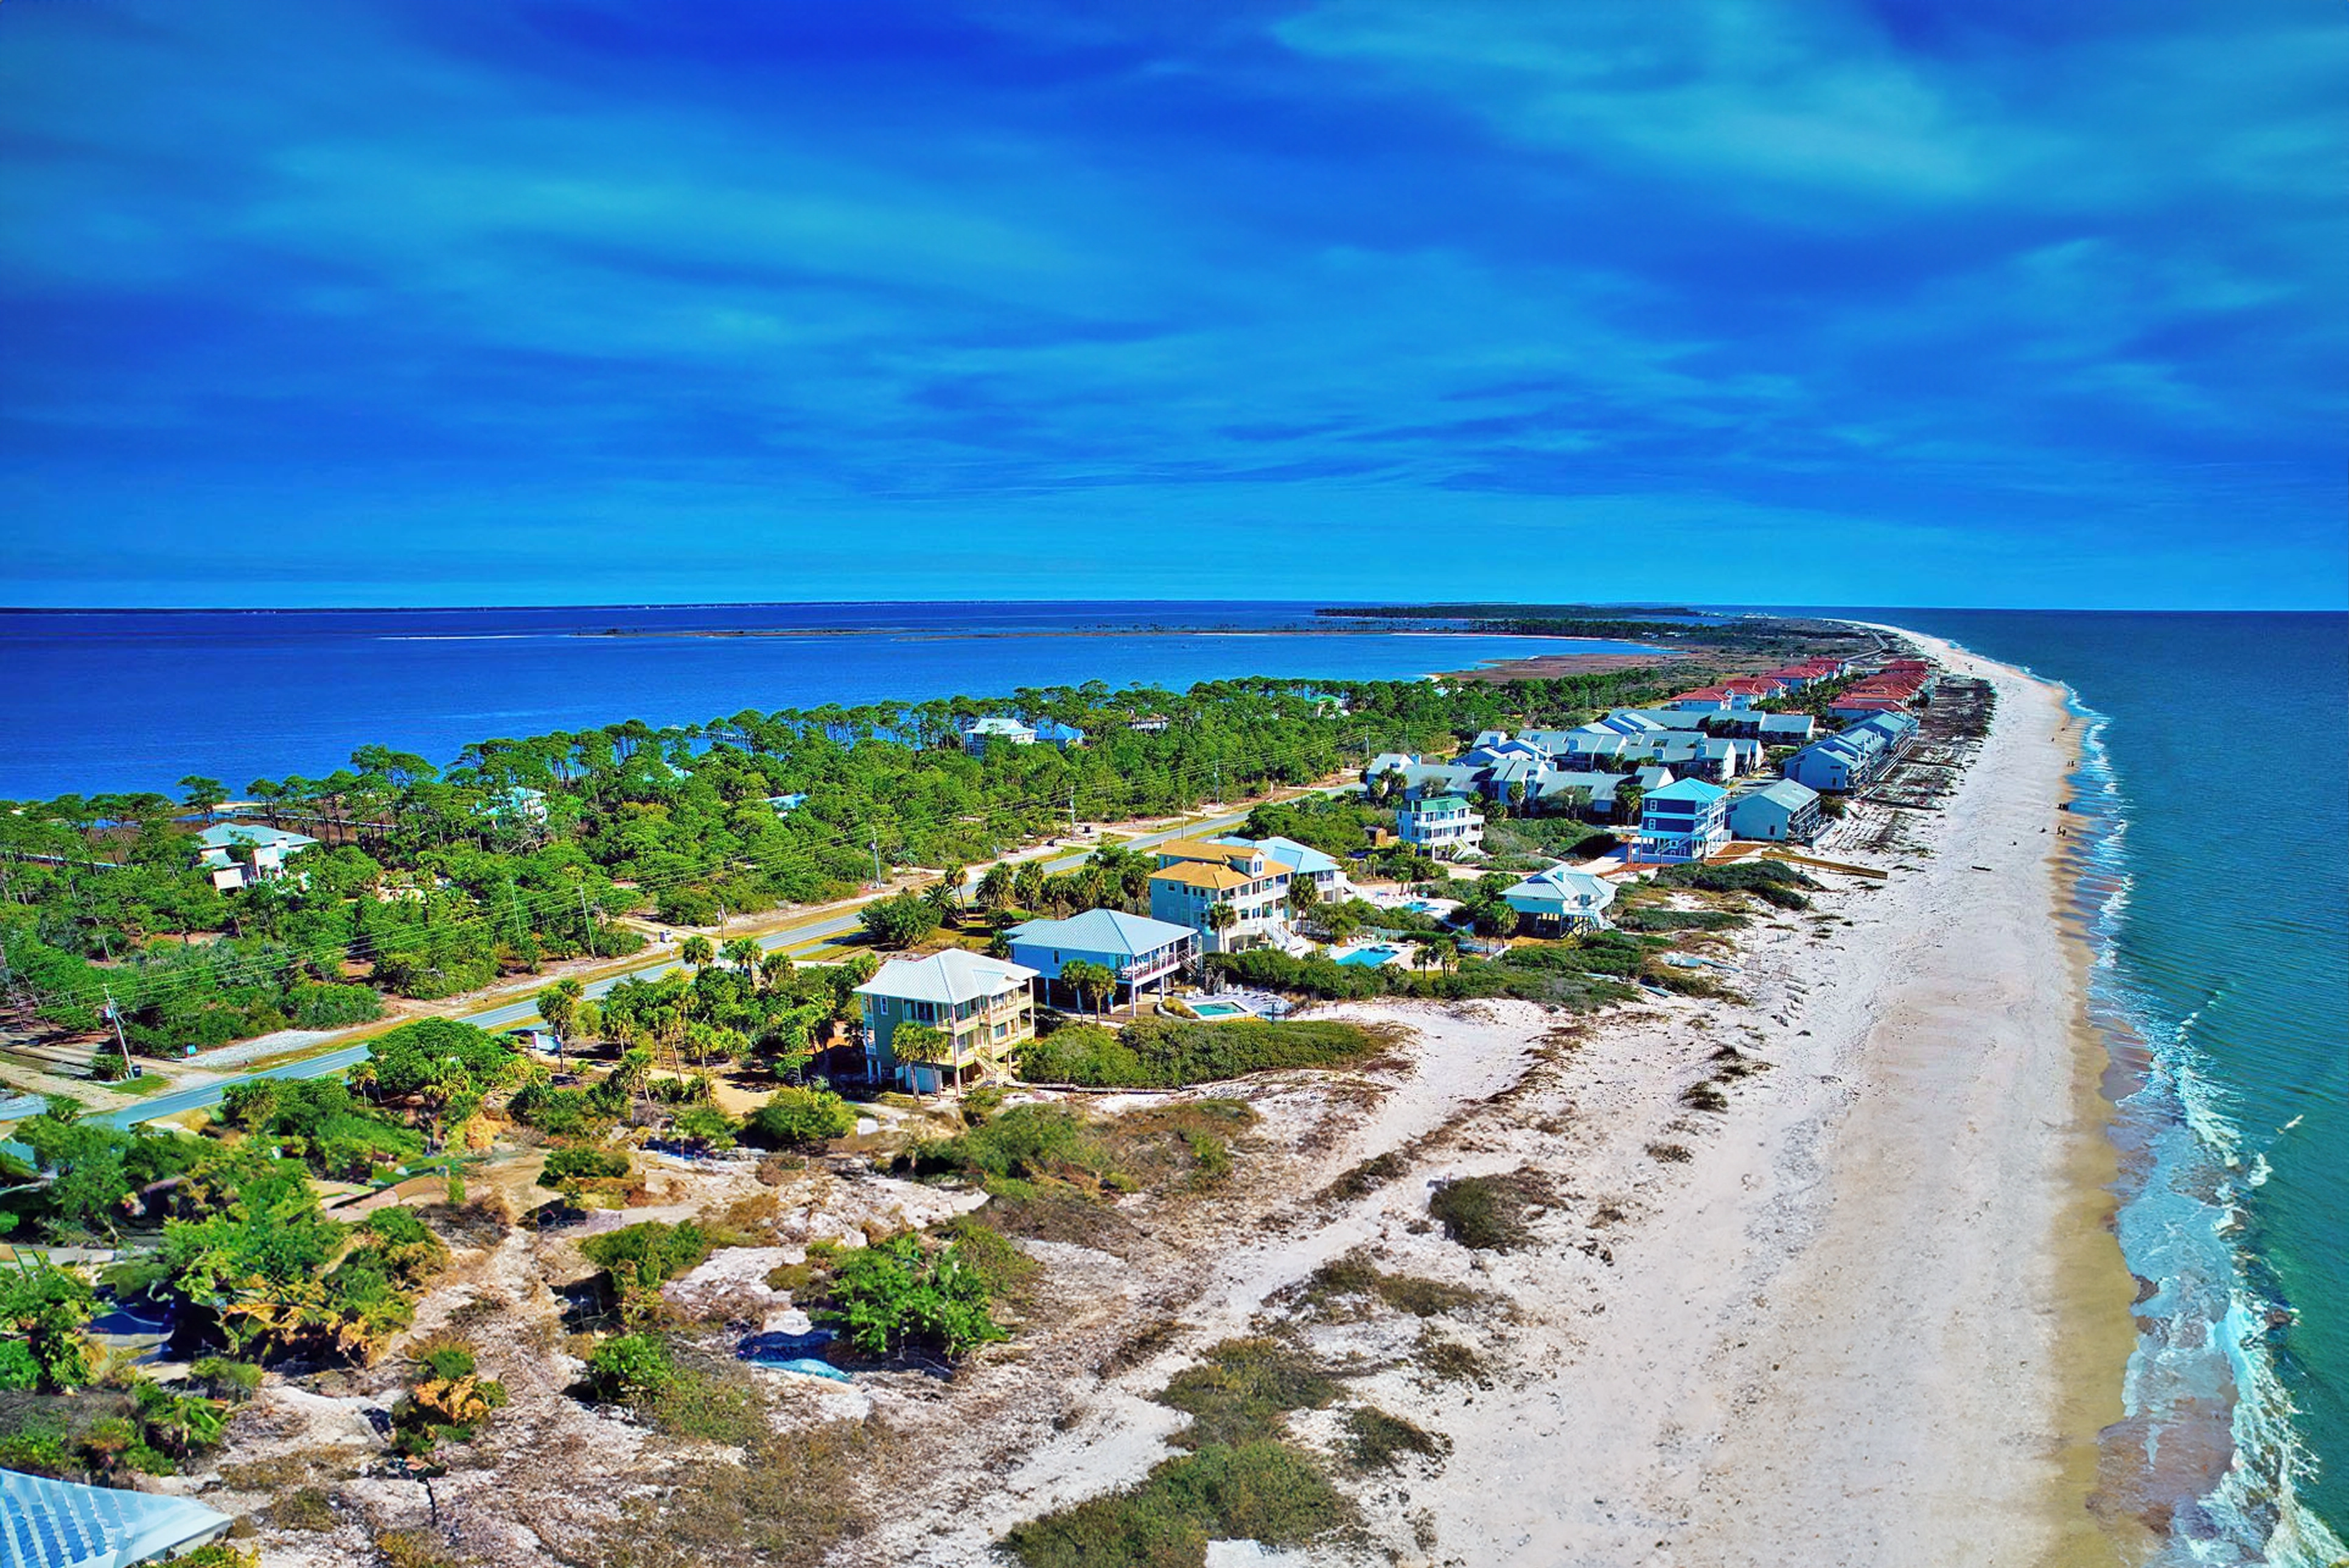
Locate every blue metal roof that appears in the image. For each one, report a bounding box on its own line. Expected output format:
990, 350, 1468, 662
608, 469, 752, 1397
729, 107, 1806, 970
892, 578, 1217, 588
1, 1468, 232, 1568
1007, 908, 1195, 956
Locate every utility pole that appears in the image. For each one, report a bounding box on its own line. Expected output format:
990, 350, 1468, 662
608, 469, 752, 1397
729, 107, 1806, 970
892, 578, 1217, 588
870, 835, 883, 887
101, 984, 135, 1079
576, 884, 598, 957
1069, 793, 1078, 834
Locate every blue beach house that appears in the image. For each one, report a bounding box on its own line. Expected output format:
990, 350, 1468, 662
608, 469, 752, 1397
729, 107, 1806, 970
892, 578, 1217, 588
1007, 908, 1198, 1006
1635, 778, 1730, 864
1728, 780, 1823, 844
1501, 865, 1618, 934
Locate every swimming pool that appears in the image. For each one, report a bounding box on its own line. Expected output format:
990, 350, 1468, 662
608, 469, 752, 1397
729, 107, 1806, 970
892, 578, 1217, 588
1335, 945, 1401, 967
1189, 1000, 1249, 1018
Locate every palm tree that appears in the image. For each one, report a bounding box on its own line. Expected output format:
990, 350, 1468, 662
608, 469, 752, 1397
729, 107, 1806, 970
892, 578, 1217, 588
535, 978, 582, 1051
722, 936, 763, 978
679, 935, 714, 967
759, 950, 795, 992
938, 861, 969, 912
1203, 901, 1238, 951
1061, 960, 1115, 1017
976, 862, 1017, 913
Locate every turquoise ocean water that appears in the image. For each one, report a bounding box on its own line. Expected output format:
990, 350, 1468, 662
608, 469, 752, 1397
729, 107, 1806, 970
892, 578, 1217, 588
1862, 610, 2347, 1565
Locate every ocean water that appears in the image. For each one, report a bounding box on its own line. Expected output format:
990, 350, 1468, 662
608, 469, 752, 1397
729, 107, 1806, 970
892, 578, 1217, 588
1860, 610, 2348, 1565
0, 601, 1647, 800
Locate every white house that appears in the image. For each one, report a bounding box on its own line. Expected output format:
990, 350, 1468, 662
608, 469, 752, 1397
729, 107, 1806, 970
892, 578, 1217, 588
854, 949, 1036, 1092
957, 716, 1038, 757
1007, 908, 1196, 1006
1501, 865, 1618, 933
1634, 778, 1730, 864
195, 823, 319, 891
1395, 795, 1485, 860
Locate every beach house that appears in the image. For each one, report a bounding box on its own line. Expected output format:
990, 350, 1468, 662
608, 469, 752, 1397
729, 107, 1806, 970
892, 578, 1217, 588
1031, 719, 1087, 750
956, 716, 1037, 757
1395, 795, 1485, 859
1728, 779, 1823, 844
1500, 865, 1618, 934
854, 949, 1037, 1092
1215, 835, 1348, 900
1148, 840, 1291, 954
1007, 908, 1197, 1007
1785, 709, 1919, 792
195, 823, 319, 891
1634, 778, 1730, 863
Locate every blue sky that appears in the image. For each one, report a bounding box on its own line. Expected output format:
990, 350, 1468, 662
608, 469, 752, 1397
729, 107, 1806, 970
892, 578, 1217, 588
2, 0, 2342, 608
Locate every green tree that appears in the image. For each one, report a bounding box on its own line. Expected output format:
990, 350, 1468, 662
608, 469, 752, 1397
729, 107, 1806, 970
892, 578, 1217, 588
821, 1233, 1006, 1359
535, 978, 583, 1040
179, 776, 229, 820
0, 1260, 98, 1391
861, 891, 940, 949
888, 1022, 952, 1089
679, 935, 714, 967
1060, 959, 1115, 1018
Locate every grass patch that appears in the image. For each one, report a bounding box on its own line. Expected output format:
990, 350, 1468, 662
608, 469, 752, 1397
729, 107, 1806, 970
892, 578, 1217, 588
1317, 1149, 1408, 1204
1680, 1080, 1730, 1113
1343, 1406, 1451, 1471
1614, 907, 1747, 933
568, 1422, 884, 1568
1411, 1327, 1492, 1389
1017, 1017, 1395, 1088
1001, 1441, 1352, 1568
1287, 1249, 1485, 1320
1428, 1169, 1552, 1251
260, 1486, 338, 1533
645, 1361, 769, 1445
1651, 860, 1817, 910
1154, 1337, 1338, 1450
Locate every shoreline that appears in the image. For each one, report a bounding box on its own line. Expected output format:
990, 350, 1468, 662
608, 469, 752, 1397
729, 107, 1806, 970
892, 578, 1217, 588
845, 631, 2144, 1564
1884, 627, 2146, 1566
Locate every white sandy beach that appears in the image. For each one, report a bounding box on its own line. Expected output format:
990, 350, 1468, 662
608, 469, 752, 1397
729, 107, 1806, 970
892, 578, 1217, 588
829, 632, 2132, 1567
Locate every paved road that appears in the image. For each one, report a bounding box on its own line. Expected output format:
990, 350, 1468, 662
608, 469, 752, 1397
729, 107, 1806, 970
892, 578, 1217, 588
81, 797, 1298, 1131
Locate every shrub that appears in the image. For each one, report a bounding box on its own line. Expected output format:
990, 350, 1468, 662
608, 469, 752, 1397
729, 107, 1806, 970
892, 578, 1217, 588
389, 1338, 508, 1457
821, 1232, 1006, 1359
579, 1221, 714, 1297
1428, 1169, 1551, 1252
669, 1106, 739, 1152
0, 1340, 40, 1390
1002, 1441, 1352, 1568
586, 1333, 674, 1402
286, 982, 384, 1029
1153, 1337, 1337, 1450
538, 1143, 634, 1206
190, 1356, 265, 1401
1343, 1405, 1450, 1470
746, 1088, 857, 1148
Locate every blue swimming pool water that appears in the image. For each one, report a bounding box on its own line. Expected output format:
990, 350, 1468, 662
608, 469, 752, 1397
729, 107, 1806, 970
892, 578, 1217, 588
1335, 945, 1400, 967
